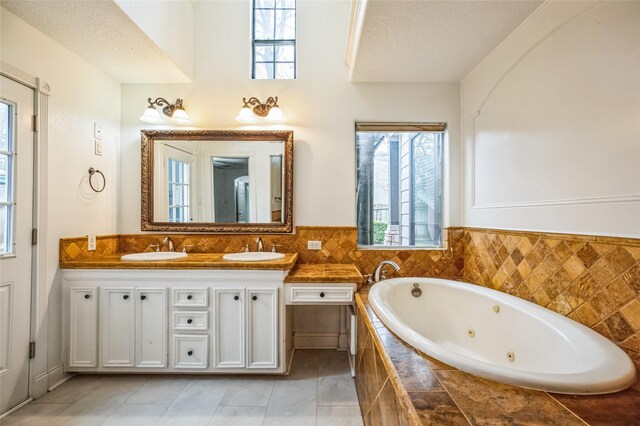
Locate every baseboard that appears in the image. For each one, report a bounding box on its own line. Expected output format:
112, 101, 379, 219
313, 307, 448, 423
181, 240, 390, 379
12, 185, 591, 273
0, 398, 33, 419
293, 332, 339, 348
46, 365, 72, 392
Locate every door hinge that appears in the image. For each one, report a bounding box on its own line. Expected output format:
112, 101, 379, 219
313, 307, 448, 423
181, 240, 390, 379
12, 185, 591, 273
32, 115, 39, 132
32, 228, 38, 245
29, 342, 36, 359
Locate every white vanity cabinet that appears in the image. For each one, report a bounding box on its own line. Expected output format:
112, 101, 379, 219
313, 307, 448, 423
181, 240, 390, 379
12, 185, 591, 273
62, 269, 289, 374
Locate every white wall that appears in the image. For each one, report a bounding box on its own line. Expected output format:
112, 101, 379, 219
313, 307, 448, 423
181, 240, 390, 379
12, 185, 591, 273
1, 8, 121, 384
118, 0, 462, 232
114, 0, 194, 80
462, 1, 640, 238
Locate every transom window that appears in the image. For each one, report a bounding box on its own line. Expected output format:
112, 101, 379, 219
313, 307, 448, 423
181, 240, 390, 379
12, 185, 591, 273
0, 101, 14, 255
168, 158, 191, 223
252, 0, 296, 79
356, 123, 445, 248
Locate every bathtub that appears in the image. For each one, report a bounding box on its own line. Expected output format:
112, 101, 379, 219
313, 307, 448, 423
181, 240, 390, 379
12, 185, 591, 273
368, 277, 637, 395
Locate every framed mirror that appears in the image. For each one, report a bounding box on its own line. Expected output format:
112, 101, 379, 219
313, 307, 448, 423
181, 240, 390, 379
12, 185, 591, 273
141, 130, 293, 233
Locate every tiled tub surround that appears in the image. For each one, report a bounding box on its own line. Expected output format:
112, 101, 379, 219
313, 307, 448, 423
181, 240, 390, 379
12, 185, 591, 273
355, 292, 640, 426
59, 226, 639, 382
463, 228, 640, 389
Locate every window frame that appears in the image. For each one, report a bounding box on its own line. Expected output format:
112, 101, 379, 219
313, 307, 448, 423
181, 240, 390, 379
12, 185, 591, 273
355, 122, 446, 250
251, 0, 297, 80
167, 158, 191, 223
0, 99, 16, 257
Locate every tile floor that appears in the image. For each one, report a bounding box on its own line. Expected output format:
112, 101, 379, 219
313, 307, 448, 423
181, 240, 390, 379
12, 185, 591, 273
1, 350, 363, 426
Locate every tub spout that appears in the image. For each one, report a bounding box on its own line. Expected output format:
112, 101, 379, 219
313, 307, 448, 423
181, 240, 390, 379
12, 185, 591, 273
373, 260, 400, 283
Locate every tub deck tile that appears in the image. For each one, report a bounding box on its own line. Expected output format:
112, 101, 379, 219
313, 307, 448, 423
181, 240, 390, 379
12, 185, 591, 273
407, 391, 470, 426
550, 388, 640, 426
391, 351, 444, 392
433, 370, 586, 426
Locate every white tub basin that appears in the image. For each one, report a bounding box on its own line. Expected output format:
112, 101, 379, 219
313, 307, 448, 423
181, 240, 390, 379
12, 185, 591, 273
121, 252, 187, 261
369, 277, 637, 395
223, 252, 285, 262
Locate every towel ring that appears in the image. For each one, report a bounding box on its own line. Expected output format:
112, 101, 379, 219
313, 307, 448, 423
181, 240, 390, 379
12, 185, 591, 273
88, 167, 106, 193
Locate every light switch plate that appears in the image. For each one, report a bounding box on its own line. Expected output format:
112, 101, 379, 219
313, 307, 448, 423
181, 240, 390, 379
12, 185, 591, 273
307, 240, 322, 250
94, 140, 103, 156
94, 123, 103, 140
87, 234, 97, 251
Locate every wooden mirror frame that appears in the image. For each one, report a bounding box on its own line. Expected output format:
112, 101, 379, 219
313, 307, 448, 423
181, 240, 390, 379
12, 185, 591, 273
141, 129, 293, 233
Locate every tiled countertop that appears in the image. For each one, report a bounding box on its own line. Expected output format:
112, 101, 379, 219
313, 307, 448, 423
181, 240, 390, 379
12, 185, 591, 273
355, 291, 640, 426
59, 253, 298, 270
284, 263, 363, 284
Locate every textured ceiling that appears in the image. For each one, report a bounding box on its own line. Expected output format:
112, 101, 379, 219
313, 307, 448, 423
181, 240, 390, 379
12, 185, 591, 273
351, 0, 543, 82
1, 0, 191, 83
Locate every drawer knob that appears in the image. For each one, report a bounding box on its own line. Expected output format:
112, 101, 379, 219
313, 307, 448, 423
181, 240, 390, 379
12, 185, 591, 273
84, 294, 91, 300
252, 295, 258, 301
123, 295, 129, 300
140, 295, 146, 301
234, 295, 240, 301
187, 295, 193, 300
320, 292, 325, 298
187, 350, 193, 356
187, 319, 193, 324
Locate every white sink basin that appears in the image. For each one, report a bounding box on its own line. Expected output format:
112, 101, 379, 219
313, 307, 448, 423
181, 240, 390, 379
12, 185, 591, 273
121, 252, 188, 262
223, 252, 285, 262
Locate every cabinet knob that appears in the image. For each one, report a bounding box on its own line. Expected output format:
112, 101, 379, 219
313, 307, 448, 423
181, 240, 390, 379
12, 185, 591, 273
187, 350, 193, 356
84, 294, 91, 300
187, 319, 193, 324
252, 295, 258, 301
234, 295, 240, 301
123, 295, 129, 300
320, 292, 325, 298
187, 294, 193, 300
140, 295, 147, 301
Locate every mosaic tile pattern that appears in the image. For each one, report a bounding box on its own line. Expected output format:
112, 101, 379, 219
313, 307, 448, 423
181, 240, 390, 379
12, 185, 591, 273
463, 228, 640, 387
60, 227, 466, 279
59, 235, 119, 262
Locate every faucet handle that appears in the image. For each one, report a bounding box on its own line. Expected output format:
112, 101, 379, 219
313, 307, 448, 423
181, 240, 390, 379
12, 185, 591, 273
271, 244, 282, 253
244, 243, 250, 253
363, 274, 373, 285
182, 244, 194, 254
148, 244, 160, 252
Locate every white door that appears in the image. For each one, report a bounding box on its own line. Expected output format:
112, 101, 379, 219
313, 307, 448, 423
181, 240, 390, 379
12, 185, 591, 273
0, 76, 35, 414
247, 288, 278, 369
68, 287, 98, 368
135, 288, 167, 368
213, 288, 245, 368
101, 287, 135, 367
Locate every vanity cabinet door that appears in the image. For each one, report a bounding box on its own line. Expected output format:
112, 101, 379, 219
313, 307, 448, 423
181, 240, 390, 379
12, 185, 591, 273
247, 288, 278, 369
69, 287, 98, 368
213, 289, 245, 368
136, 288, 167, 368
101, 287, 135, 367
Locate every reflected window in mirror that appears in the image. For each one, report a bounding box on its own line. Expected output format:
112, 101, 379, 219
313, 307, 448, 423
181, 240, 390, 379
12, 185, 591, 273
168, 158, 191, 222
356, 123, 446, 248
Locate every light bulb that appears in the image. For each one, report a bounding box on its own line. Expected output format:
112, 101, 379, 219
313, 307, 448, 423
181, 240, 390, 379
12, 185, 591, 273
236, 106, 258, 123
171, 108, 190, 124
265, 106, 285, 123
139, 106, 163, 123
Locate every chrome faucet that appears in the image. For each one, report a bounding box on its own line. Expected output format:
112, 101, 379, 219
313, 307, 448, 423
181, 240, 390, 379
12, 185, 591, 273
256, 237, 264, 252
373, 260, 400, 283
162, 237, 174, 252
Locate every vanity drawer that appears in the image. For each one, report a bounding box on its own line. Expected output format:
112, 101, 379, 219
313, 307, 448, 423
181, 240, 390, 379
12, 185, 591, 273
173, 335, 208, 369
173, 288, 208, 308
286, 284, 355, 304
173, 311, 209, 331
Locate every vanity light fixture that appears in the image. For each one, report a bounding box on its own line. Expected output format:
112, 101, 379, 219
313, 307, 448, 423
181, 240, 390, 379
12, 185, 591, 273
139, 97, 190, 124
236, 96, 285, 123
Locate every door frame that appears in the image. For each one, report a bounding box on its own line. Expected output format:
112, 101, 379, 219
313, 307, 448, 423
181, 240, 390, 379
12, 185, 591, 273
0, 61, 50, 401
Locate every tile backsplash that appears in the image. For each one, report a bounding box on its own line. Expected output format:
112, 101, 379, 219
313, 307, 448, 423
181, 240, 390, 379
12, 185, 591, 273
60, 225, 639, 378
463, 227, 640, 382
